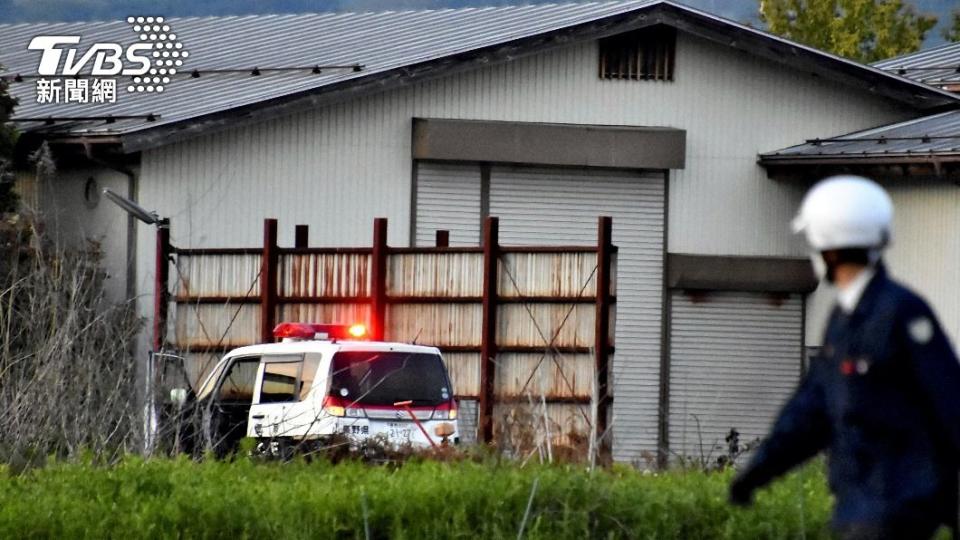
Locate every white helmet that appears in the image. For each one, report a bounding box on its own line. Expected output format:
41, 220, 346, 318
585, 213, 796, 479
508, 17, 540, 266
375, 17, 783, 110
792, 175, 893, 251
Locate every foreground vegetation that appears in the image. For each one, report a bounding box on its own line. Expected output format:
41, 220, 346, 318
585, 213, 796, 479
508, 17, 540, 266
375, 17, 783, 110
0, 455, 833, 539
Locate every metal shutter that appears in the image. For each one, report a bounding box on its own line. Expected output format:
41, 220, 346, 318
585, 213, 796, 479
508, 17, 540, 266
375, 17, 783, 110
490, 165, 665, 461
668, 291, 803, 461
414, 162, 481, 247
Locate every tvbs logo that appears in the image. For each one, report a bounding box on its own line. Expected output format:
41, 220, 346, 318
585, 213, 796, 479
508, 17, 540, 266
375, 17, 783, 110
28, 16, 187, 103
29, 36, 152, 77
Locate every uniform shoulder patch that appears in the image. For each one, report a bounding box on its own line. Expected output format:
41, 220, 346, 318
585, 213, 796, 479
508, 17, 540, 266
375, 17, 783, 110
908, 317, 934, 345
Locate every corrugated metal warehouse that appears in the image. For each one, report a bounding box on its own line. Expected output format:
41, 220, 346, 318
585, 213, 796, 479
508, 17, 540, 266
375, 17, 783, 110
3, 0, 960, 464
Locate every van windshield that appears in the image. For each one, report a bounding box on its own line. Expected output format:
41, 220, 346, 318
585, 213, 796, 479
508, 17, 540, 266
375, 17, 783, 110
330, 351, 451, 407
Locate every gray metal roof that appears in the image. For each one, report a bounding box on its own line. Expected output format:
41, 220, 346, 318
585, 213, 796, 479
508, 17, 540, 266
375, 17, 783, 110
761, 109, 960, 162
874, 41, 960, 89
0, 1, 658, 138
1, 0, 957, 151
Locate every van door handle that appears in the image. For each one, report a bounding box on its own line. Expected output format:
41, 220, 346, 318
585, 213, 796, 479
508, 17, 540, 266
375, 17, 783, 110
251, 414, 265, 420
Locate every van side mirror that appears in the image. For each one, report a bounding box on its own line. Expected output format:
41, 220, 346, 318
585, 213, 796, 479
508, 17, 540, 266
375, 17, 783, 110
169, 388, 188, 408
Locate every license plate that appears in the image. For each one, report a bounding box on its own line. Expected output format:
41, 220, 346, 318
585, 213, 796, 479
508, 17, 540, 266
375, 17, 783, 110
386, 422, 412, 442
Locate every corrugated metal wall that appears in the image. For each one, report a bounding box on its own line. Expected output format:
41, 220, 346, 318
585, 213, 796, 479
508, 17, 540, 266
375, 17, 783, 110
137, 32, 909, 261
668, 291, 803, 461
885, 180, 960, 348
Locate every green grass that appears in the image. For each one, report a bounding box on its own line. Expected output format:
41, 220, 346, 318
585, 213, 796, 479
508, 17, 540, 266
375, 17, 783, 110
0, 456, 833, 539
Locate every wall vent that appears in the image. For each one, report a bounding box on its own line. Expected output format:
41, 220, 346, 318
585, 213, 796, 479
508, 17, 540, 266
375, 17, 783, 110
599, 26, 676, 81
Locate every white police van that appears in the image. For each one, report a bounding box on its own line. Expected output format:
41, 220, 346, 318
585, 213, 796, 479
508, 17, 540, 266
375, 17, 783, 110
192, 322, 460, 454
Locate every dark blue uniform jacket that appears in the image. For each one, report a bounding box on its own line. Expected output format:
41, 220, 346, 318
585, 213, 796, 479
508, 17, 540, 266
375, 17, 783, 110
738, 264, 960, 529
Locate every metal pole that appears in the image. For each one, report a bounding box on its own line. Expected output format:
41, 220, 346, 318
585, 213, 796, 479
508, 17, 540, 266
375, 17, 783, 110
479, 216, 499, 443
260, 218, 279, 342
594, 216, 613, 453
370, 218, 388, 341
152, 218, 171, 352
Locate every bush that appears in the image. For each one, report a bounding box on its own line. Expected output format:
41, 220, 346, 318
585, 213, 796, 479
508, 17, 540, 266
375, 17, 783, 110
0, 457, 833, 539
0, 143, 142, 466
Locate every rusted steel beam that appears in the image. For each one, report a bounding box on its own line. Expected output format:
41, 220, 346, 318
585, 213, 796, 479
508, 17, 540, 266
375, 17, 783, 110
175, 295, 371, 304
479, 216, 499, 443
594, 216, 614, 447
449, 394, 614, 404
173, 294, 613, 305
153, 218, 171, 351
260, 219, 279, 343
499, 246, 604, 254
294, 224, 309, 248
174, 296, 259, 304
385, 296, 482, 304
280, 295, 371, 304
370, 218, 388, 341
279, 247, 372, 255
173, 247, 262, 256
387, 246, 482, 254
498, 295, 617, 304
435, 230, 450, 248
439, 345, 614, 354
493, 395, 597, 405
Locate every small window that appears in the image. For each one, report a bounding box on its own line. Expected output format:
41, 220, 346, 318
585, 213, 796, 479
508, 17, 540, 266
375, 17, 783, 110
598, 26, 676, 81
260, 361, 301, 403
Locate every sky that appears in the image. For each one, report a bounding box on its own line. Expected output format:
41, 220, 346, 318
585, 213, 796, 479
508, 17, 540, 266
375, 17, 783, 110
0, 0, 953, 46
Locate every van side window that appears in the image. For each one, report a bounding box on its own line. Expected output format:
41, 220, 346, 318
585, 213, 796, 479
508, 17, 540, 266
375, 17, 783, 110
218, 358, 260, 402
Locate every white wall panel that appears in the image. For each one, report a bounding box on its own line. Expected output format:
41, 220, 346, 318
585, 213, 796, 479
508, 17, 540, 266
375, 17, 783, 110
35, 167, 133, 303
138, 32, 909, 266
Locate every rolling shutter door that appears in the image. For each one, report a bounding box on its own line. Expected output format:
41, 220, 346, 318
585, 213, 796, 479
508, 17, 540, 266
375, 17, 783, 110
668, 291, 803, 460
414, 162, 481, 246
489, 165, 665, 460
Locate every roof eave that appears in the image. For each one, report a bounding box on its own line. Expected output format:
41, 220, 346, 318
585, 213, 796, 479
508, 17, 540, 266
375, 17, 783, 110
759, 153, 960, 167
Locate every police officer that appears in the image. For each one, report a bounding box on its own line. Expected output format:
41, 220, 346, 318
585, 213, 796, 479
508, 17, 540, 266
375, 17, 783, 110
729, 175, 960, 540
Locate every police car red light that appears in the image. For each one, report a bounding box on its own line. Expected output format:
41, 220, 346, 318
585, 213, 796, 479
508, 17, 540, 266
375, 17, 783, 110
273, 322, 318, 340
272, 322, 369, 341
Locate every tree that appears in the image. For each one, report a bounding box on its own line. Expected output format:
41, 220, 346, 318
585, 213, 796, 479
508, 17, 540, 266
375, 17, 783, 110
943, 8, 960, 42
759, 0, 937, 63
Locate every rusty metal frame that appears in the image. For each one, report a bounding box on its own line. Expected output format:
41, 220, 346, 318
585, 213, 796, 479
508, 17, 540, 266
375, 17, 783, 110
153, 218, 171, 352
259, 219, 279, 343
478, 216, 500, 443
594, 216, 613, 447
166, 216, 618, 448
370, 218, 389, 341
